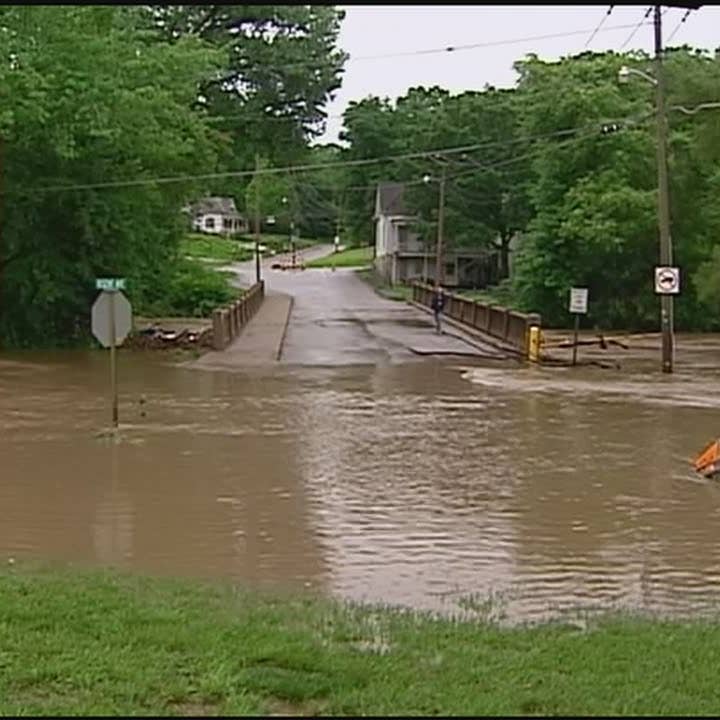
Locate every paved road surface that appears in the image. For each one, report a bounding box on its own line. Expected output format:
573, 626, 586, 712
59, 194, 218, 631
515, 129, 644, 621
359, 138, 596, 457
200, 245, 509, 367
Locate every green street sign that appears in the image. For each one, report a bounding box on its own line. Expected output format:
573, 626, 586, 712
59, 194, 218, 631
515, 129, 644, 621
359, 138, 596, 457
96, 278, 126, 291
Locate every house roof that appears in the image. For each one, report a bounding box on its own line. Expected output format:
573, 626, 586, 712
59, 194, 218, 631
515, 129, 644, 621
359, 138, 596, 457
191, 196, 241, 217
375, 182, 410, 217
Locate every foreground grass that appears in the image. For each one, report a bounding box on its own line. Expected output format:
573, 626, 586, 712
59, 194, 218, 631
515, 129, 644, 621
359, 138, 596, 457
3, 566, 720, 716
306, 245, 373, 268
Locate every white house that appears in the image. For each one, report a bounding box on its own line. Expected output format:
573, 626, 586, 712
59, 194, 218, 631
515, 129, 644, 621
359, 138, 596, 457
373, 182, 499, 288
373, 182, 421, 284
189, 197, 247, 236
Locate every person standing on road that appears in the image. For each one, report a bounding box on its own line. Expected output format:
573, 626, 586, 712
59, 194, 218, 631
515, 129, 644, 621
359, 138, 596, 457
431, 286, 446, 334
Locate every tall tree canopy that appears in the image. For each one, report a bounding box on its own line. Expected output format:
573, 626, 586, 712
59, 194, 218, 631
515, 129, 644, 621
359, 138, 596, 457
0, 5, 223, 346
143, 5, 347, 169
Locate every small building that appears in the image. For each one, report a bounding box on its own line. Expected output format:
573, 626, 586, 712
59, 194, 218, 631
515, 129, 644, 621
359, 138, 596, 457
188, 197, 247, 236
373, 182, 498, 288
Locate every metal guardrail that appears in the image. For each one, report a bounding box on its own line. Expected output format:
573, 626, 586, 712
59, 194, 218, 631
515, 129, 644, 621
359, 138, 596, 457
411, 282, 541, 357
211, 281, 265, 350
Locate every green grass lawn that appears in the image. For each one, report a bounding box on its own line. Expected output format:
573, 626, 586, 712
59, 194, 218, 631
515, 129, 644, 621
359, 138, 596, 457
3, 564, 720, 716
180, 233, 320, 264
180, 233, 253, 264
235, 233, 319, 255
306, 245, 373, 268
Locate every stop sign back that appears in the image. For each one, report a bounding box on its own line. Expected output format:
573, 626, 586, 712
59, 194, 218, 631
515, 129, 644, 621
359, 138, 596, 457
91, 290, 132, 347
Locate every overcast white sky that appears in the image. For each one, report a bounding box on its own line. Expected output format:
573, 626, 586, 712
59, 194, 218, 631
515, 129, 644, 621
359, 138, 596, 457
318, 4, 720, 144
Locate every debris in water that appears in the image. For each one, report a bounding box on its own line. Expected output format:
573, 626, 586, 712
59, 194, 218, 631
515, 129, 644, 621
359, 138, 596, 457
693, 439, 720, 478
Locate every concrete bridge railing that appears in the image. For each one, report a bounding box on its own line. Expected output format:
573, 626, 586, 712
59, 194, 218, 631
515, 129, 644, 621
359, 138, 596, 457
211, 281, 265, 351
411, 282, 541, 357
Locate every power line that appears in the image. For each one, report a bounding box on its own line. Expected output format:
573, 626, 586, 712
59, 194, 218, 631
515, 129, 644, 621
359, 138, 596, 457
619, 6, 653, 51
348, 22, 654, 63
343, 115, 655, 194
33, 132, 587, 195
669, 101, 720, 115
205, 112, 346, 124
584, 5, 614, 48
216, 22, 657, 76
666, 8, 693, 45
27, 101, 718, 198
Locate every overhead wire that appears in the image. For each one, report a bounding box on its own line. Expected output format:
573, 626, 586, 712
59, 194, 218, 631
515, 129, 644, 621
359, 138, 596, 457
668, 101, 720, 115
666, 8, 693, 45
25, 100, 719, 198
343, 115, 655, 196
191, 21, 659, 77
347, 22, 654, 63
27, 128, 605, 196
619, 6, 653, 51
346, 107, 658, 190
584, 5, 614, 48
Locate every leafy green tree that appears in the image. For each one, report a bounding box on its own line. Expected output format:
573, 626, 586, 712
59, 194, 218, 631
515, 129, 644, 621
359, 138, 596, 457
0, 6, 223, 346
144, 5, 347, 168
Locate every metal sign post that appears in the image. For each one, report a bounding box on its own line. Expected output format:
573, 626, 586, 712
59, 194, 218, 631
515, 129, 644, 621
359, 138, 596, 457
654, 265, 680, 372
109, 291, 118, 427
569, 287, 589, 366
92, 279, 131, 429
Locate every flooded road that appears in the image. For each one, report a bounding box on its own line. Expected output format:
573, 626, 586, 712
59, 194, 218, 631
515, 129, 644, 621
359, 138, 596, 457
4, 341, 720, 623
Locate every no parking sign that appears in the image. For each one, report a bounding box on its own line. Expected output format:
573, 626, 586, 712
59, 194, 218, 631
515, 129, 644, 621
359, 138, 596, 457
655, 266, 680, 295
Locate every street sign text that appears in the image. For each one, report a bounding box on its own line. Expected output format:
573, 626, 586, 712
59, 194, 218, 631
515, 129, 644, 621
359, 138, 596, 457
96, 278, 126, 291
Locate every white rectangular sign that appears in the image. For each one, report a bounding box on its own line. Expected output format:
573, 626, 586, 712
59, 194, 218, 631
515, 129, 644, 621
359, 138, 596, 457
96, 278, 126, 291
655, 266, 680, 295
569, 287, 588, 314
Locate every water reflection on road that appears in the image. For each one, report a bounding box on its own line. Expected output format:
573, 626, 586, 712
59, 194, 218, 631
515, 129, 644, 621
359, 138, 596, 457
3, 349, 720, 622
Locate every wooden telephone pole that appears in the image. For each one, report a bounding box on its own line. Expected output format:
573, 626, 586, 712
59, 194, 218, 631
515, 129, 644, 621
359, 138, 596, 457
434, 164, 447, 288
254, 153, 261, 284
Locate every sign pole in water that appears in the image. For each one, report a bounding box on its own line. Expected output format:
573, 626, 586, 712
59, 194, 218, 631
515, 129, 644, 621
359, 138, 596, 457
92, 279, 132, 429
568, 287, 589, 367
109, 291, 118, 427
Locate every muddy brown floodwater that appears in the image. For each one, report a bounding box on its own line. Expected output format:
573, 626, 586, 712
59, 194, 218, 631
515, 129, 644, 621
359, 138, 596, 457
4, 342, 720, 623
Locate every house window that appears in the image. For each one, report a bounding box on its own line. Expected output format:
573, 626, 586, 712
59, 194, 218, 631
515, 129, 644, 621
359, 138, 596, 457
445, 262, 455, 277
223, 218, 232, 230
205, 216, 215, 230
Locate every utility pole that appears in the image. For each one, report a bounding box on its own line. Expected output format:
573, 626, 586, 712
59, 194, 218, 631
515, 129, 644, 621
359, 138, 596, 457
253, 153, 261, 284
654, 4, 674, 373
434, 164, 447, 288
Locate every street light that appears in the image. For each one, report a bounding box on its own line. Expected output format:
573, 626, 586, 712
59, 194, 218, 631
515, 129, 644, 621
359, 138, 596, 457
618, 65, 658, 86
618, 6, 674, 373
